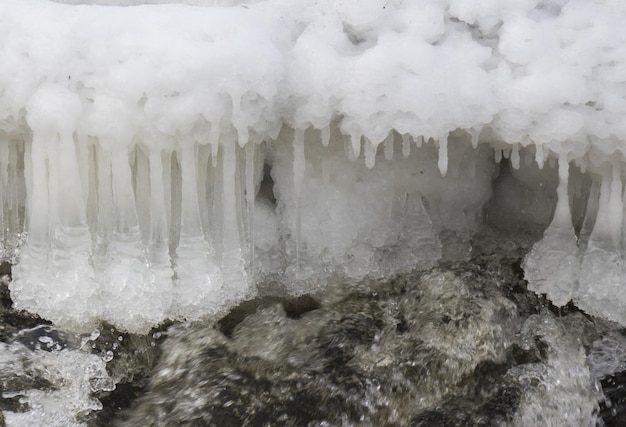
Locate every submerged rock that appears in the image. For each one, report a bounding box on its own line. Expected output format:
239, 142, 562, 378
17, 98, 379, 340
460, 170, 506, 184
116, 234, 606, 426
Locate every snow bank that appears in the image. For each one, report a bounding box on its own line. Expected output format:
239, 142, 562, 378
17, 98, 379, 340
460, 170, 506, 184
1, 0, 626, 331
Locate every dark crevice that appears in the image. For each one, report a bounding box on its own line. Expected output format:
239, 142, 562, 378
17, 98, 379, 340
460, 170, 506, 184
257, 163, 276, 207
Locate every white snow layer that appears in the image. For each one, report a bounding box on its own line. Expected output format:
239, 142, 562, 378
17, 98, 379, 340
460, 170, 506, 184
0, 0, 625, 331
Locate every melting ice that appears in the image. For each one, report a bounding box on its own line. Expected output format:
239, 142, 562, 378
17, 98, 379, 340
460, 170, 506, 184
0, 0, 626, 333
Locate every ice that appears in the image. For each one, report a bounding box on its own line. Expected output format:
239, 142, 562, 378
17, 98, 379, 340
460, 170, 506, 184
383, 132, 394, 161
292, 128, 305, 261
576, 163, 626, 324
401, 133, 410, 158
2, 0, 626, 331
0, 340, 114, 427
437, 135, 449, 177
523, 155, 579, 306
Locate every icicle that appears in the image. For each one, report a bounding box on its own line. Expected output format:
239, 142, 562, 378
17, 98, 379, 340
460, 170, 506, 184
438, 135, 449, 177
237, 126, 249, 148
0, 138, 9, 197
148, 149, 168, 245
344, 136, 357, 162
350, 133, 361, 159
245, 143, 255, 273
111, 148, 139, 235
401, 133, 410, 158
195, 144, 211, 237
535, 144, 545, 169
494, 149, 502, 163
47, 135, 61, 230
23, 139, 33, 234
548, 155, 556, 169
523, 154, 579, 306
179, 144, 202, 237
210, 122, 220, 168
92, 145, 115, 294
511, 146, 520, 170
415, 135, 424, 148
0, 137, 22, 254
28, 134, 49, 246
293, 128, 305, 262
364, 137, 377, 169
170, 140, 220, 319
210, 143, 219, 168
470, 129, 480, 149
321, 125, 330, 147
608, 162, 623, 249
232, 95, 249, 147
8, 142, 22, 246
95, 146, 113, 248
552, 156, 572, 230
587, 167, 615, 247
0, 139, 7, 248
58, 131, 86, 228
76, 133, 90, 207
221, 139, 247, 287
383, 133, 394, 161
502, 148, 511, 159
579, 178, 600, 247
621, 171, 626, 252
577, 162, 625, 323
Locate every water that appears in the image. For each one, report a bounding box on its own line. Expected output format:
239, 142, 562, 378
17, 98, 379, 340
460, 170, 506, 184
1, 230, 624, 426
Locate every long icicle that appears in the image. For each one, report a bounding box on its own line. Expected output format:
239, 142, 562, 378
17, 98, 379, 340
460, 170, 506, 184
245, 142, 255, 275
401, 133, 411, 158
221, 138, 247, 288
0, 137, 8, 250
149, 148, 169, 246
28, 133, 49, 247
608, 161, 623, 249
437, 134, 448, 177
364, 137, 376, 169
523, 154, 579, 307
384, 132, 394, 161
577, 161, 625, 323
293, 128, 305, 264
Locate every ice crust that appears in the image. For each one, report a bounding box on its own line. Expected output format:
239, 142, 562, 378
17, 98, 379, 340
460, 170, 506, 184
1, 0, 626, 331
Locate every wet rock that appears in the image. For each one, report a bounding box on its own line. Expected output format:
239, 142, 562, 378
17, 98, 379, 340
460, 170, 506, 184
120, 243, 590, 426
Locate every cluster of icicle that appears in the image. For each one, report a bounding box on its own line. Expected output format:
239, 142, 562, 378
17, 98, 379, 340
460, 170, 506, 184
524, 153, 626, 326
1, 121, 457, 333
8, 130, 250, 332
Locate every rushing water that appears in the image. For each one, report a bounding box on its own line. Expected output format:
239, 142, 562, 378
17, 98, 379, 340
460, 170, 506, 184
0, 229, 625, 426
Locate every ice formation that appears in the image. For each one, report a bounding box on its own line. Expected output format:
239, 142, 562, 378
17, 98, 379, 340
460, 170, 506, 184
0, 331, 114, 427
1, 0, 626, 331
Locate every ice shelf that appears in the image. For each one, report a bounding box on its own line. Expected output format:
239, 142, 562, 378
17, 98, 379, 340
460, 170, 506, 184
1, 0, 626, 331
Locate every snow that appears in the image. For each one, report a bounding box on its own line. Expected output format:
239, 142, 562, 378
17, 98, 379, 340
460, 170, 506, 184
1, 0, 626, 331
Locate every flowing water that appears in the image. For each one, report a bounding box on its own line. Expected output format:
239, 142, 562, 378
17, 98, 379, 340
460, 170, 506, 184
0, 230, 624, 426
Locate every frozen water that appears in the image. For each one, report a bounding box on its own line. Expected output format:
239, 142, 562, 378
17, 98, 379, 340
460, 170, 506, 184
1, 0, 626, 331
0, 337, 114, 427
